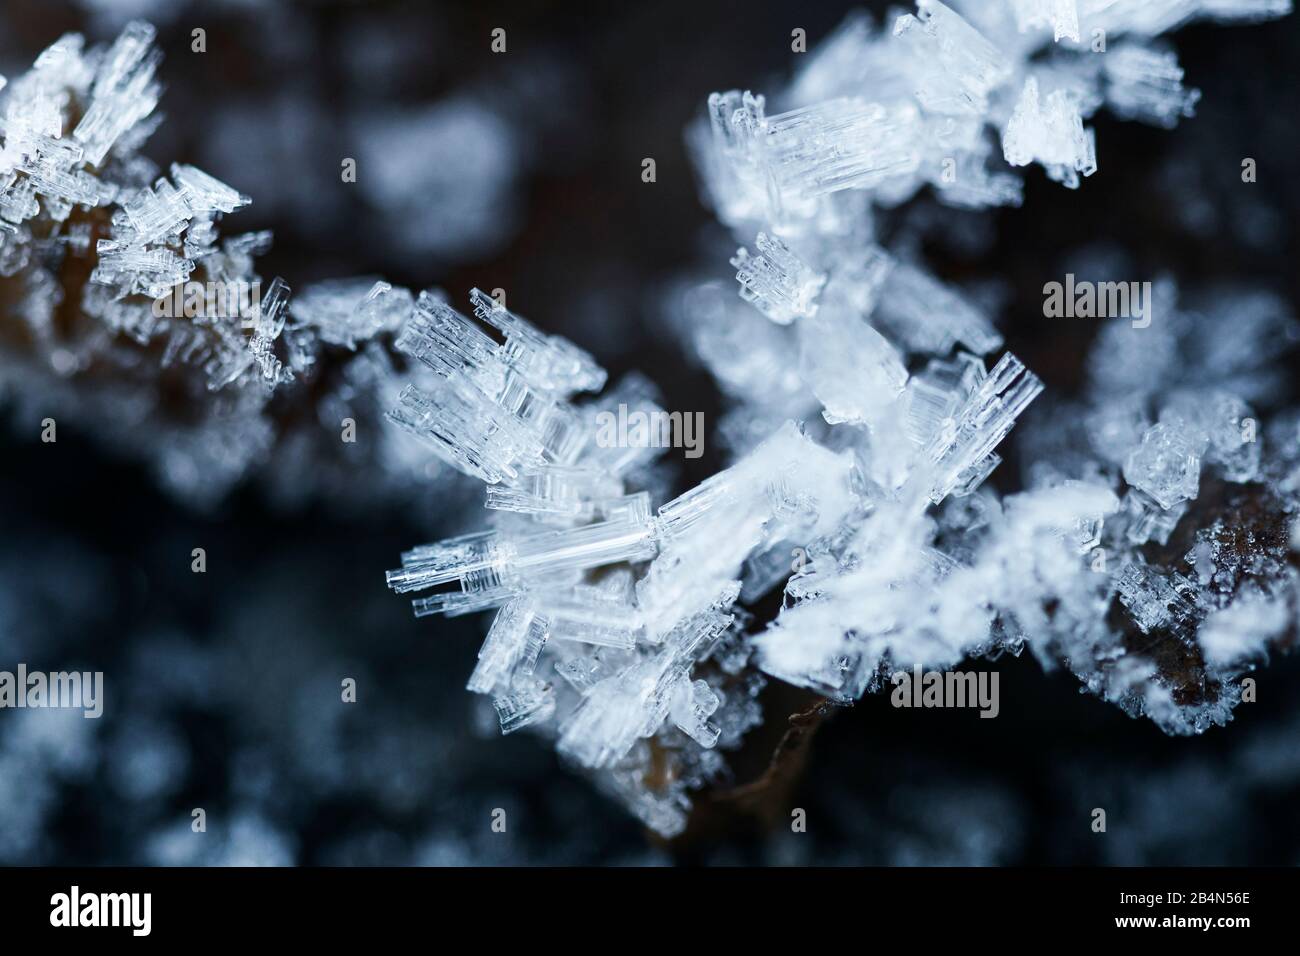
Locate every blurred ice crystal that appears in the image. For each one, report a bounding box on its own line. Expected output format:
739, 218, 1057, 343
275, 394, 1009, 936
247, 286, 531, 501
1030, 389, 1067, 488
893, 1, 1013, 116
1010, 0, 1082, 42
0, 23, 466, 511
874, 260, 1003, 357
1102, 45, 1202, 128
353, 98, 522, 264
1198, 589, 1288, 667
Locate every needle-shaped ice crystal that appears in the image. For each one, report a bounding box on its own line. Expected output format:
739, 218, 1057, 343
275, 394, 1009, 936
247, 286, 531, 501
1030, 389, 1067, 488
388, 499, 658, 616
917, 352, 1043, 504
387, 291, 604, 484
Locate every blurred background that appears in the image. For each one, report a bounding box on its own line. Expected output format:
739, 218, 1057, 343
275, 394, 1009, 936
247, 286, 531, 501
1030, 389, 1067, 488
0, 0, 1298, 864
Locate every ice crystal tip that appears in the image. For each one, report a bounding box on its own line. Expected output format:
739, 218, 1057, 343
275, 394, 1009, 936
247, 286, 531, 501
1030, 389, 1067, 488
731, 232, 826, 323
384, 290, 612, 484
1002, 77, 1097, 188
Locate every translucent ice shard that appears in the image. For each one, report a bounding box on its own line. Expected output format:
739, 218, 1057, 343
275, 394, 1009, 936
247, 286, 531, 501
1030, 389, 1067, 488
247, 276, 291, 386
92, 162, 251, 299
1116, 564, 1205, 637
467, 288, 607, 397
1123, 422, 1203, 510
1120, 489, 1188, 546
467, 599, 551, 695
639, 423, 857, 631
72, 21, 161, 167
534, 575, 642, 649
484, 464, 623, 519
493, 679, 557, 735
698, 89, 921, 226
670, 679, 722, 748
290, 279, 412, 349
1158, 390, 1260, 483
892, 1, 1013, 116
756, 97, 923, 202
916, 352, 1044, 505
388, 504, 658, 616
797, 308, 908, 426
556, 606, 733, 768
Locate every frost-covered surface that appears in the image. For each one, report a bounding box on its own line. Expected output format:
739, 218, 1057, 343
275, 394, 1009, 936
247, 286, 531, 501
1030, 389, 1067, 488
388, 0, 1298, 835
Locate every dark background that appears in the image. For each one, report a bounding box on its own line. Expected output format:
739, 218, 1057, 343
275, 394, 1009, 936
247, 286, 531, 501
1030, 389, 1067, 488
0, 0, 1298, 864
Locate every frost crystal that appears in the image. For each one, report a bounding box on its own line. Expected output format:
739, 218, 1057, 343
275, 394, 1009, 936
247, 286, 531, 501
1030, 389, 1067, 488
1123, 422, 1203, 510
1010, 0, 1082, 42
1002, 77, 1097, 188
731, 232, 826, 322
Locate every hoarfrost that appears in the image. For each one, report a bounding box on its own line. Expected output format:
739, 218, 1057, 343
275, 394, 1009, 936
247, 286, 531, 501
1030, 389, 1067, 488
1, 3, 1295, 839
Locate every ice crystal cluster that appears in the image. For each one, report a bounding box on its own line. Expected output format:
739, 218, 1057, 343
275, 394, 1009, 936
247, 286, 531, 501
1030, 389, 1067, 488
1, 6, 1294, 839
388, 0, 1296, 834
0, 23, 458, 509
673, 0, 1298, 735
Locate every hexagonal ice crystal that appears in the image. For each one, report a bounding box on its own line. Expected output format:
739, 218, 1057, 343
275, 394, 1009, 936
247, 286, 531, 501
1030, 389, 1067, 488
1122, 422, 1202, 510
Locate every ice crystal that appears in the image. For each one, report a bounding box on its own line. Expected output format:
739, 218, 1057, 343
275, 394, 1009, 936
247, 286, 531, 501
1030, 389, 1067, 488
1123, 422, 1204, 510
1002, 77, 1097, 188
731, 232, 826, 323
